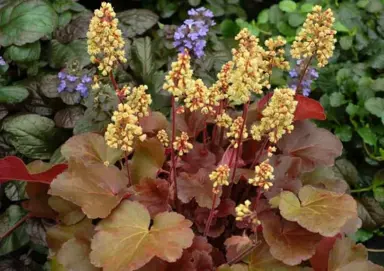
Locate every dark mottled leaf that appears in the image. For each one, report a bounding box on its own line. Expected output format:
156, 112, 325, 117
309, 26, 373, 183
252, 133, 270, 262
4, 41, 41, 62
0, 86, 29, 104
54, 106, 84, 129
118, 9, 158, 38
48, 40, 90, 69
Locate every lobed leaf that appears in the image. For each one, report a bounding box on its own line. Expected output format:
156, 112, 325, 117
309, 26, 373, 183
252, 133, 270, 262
279, 185, 357, 236
90, 201, 194, 271
48, 196, 85, 225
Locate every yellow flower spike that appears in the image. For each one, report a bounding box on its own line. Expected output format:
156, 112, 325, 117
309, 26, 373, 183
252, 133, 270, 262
163, 50, 194, 101
227, 28, 270, 105
87, 2, 127, 76
157, 129, 169, 148
184, 79, 209, 112
264, 36, 290, 73
209, 61, 233, 102
291, 5, 336, 67
104, 103, 144, 153
251, 88, 297, 143
248, 159, 274, 190
209, 164, 231, 193
227, 116, 248, 148
173, 132, 193, 156
235, 200, 253, 221
215, 112, 233, 128
124, 85, 152, 118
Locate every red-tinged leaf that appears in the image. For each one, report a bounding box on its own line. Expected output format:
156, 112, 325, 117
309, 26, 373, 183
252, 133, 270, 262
219, 147, 245, 168
129, 178, 171, 218
260, 212, 322, 266
177, 143, 216, 174
310, 236, 340, 271
22, 183, 57, 219
48, 196, 85, 225
139, 111, 169, 135
49, 159, 128, 219
90, 201, 194, 271
278, 120, 343, 172
294, 95, 326, 121
257, 92, 273, 111
178, 169, 220, 209
224, 235, 252, 262
0, 156, 67, 184
175, 110, 206, 138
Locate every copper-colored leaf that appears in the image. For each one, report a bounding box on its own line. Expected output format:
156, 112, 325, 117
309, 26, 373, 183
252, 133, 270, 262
46, 218, 94, 254
22, 182, 57, 219
178, 143, 216, 174
260, 212, 322, 266
178, 169, 220, 208
49, 159, 128, 219
277, 121, 343, 172
48, 196, 85, 225
61, 132, 122, 165
224, 235, 252, 262
57, 238, 100, 271
301, 166, 349, 193
130, 178, 170, 218
175, 110, 205, 138
310, 236, 340, 271
139, 111, 169, 134
131, 138, 165, 185
90, 201, 194, 271
279, 185, 357, 237
328, 236, 384, 271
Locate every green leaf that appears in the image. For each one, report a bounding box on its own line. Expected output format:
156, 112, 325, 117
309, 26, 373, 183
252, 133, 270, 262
365, 0, 383, 13
188, 0, 201, 6
357, 127, 377, 146
330, 92, 347, 107
236, 19, 259, 36
374, 187, 384, 203
0, 205, 29, 256
335, 125, 353, 142
48, 40, 90, 69
279, 0, 297, 12
2, 114, 62, 159
349, 229, 374, 243
4, 181, 27, 201
334, 21, 350, 33
118, 9, 159, 38
4, 41, 41, 62
365, 97, 384, 118
373, 170, 384, 189
372, 78, 384, 91
340, 36, 353, 50
130, 37, 154, 82
0, 0, 58, 46
58, 11, 72, 27
52, 0, 73, 13
288, 13, 305, 27
220, 19, 239, 37
0, 86, 29, 104
269, 5, 283, 25
277, 21, 296, 37
257, 9, 269, 24
300, 3, 314, 13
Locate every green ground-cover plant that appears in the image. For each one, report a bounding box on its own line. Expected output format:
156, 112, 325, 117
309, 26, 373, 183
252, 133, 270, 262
0, 2, 383, 270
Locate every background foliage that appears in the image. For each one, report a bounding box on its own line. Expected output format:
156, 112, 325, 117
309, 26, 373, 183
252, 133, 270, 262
0, 0, 384, 269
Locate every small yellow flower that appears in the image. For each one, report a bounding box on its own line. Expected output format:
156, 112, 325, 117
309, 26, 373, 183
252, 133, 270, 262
209, 61, 233, 102
215, 112, 233, 128
105, 103, 145, 153
291, 5, 336, 67
248, 159, 274, 190
87, 2, 127, 76
163, 50, 194, 101
124, 85, 152, 118
173, 132, 193, 156
157, 129, 169, 147
227, 116, 248, 148
235, 200, 261, 224
209, 164, 231, 193
264, 36, 290, 73
184, 79, 209, 112
251, 88, 297, 143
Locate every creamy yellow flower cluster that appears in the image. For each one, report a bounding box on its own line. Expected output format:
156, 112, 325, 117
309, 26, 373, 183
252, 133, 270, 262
87, 2, 127, 76
235, 200, 260, 225
251, 88, 297, 143
209, 164, 231, 193
291, 5, 336, 67
173, 132, 193, 156
157, 129, 169, 147
264, 36, 290, 73
123, 85, 152, 118
248, 159, 274, 190
227, 116, 248, 148
104, 103, 146, 153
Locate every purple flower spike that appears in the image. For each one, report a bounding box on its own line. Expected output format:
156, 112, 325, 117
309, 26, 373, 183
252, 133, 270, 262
173, 7, 215, 58
81, 75, 92, 84
66, 75, 78, 82
57, 80, 66, 92
288, 59, 318, 97
58, 71, 67, 80
0, 56, 6, 66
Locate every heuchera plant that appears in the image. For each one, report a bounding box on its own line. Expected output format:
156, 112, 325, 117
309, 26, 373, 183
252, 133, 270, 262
0, 2, 383, 271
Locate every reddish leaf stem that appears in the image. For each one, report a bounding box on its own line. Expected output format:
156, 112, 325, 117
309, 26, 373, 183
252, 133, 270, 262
171, 96, 180, 211
204, 192, 218, 237
1, 212, 31, 240
124, 152, 132, 186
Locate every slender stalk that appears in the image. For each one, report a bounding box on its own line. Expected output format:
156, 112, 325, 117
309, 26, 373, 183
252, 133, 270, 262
204, 192, 219, 237
219, 127, 225, 146
1, 213, 31, 240
171, 96, 180, 211
203, 119, 208, 151
351, 186, 372, 194
124, 152, 132, 186
366, 248, 384, 252
295, 55, 314, 95
250, 138, 269, 169
227, 241, 261, 265
109, 71, 124, 103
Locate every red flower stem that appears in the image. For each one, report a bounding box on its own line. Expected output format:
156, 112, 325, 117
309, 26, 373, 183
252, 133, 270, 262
203, 119, 208, 151
212, 100, 224, 145
204, 192, 218, 237
171, 96, 180, 211
250, 138, 269, 169
109, 71, 124, 103
1, 212, 31, 240
219, 127, 225, 146
124, 151, 132, 186
295, 55, 314, 94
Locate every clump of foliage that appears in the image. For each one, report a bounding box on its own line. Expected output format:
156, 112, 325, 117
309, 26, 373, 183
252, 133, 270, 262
0, 2, 383, 270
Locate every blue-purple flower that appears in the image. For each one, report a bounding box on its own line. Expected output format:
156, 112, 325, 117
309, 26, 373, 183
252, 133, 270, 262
0, 56, 6, 66
57, 71, 92, 98
173, 7, 215, 58
289, 59, 319, 96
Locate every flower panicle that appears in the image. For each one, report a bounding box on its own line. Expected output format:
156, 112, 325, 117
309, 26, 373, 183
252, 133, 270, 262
248, 159, 274, 190
123, 85, 152, 118
173, 132, 193, 156
209, 164, 231, 193
251, 88, 297, 143
87, 2, 127, 76
227, 116, 248, 148
264, 36, 290, 73
157, 129, 169, 147
235, 200, 260, 225
291, 5, 336, 67
184, 79, 209, 113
